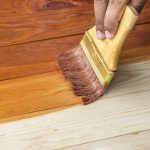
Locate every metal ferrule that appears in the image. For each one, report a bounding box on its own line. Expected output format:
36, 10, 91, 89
80, 32, 115, 86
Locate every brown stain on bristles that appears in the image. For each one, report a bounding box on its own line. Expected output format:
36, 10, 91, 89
58, 45, 107, 104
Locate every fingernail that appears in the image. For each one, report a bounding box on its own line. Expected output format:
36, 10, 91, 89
96, 31, 104, 40
105, 31, 112, 39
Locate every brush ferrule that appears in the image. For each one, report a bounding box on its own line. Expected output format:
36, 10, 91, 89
80, 33, 115, 86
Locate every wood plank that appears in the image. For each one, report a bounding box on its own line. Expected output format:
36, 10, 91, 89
0, 105, 73, 124
0, 0, 149, 46
0, 34, 81, 81
0, 60, 150, 149
0, 23, 150, 81
60, 130, 150, 150
0, 60, 150, 122
0, 0, 93, 47
0, 0, 93, 17
0, 71, 82, 120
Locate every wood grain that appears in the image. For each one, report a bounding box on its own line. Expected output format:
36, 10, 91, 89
0, 0, 149, 46
0, 71, 81, 120
0, 105, 74, 123
0, 1, 149, 147
0, 61, 150, 123
61, 130, 150, 150
0, 35, 81, 81
0, 60, 150, 149
0, 23, 150, 81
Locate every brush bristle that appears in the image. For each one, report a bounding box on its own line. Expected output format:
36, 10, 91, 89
57, 45, 107, 104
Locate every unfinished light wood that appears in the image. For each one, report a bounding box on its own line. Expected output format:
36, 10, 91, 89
61, 130, 150, 150
0, 23, 150, 81
0, 0, 149, 46
0, 61, 150, 150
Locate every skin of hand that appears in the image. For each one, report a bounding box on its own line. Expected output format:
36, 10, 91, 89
94, 0, 147, 40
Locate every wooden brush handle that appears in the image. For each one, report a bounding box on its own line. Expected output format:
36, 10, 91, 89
104, 5, 139, 71
103, 0, 148, 71
107, 0, 148, 71
88, 6, 139, 71
88, 2, 147, 71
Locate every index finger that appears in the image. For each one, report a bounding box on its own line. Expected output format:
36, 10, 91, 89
94, 0, 108, 39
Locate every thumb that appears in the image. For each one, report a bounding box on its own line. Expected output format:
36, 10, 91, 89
129, 0, 147, 14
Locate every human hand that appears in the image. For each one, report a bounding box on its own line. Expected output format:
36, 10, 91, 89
94, 0, 147, 40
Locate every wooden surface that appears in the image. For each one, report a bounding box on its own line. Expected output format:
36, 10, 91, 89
0, 71, 81, 121
0, 4, 150, 122
0, 0, 150, 47
0, 1, 150, 148
0, 0, 149, 122
0, 59, 150, 123
0, 61, 150, 149
61, 130, 150, 150
0, 34, 150, 122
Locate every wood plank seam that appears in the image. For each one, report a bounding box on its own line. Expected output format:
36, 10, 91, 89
57, 129, 150, 150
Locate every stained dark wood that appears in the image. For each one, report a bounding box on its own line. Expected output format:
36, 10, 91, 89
0, 35, 81, 80
0, 23, 150, 81
121, 23, 150, 63
0, 0, 149, 47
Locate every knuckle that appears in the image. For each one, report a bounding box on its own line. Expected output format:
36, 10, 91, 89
130, 0, 146, 13
104, 19, 118, 33
96, 19, 103, 25
94, 0, 106, 2
96, 25, 104, 32
96, 20, 104, 29
94, 0, 107, 4
109, 0, 128, 5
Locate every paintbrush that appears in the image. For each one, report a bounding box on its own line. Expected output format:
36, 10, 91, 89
58, 3, 146, 104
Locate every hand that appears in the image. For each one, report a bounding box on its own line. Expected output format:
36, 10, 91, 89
94, 0, 147, 40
